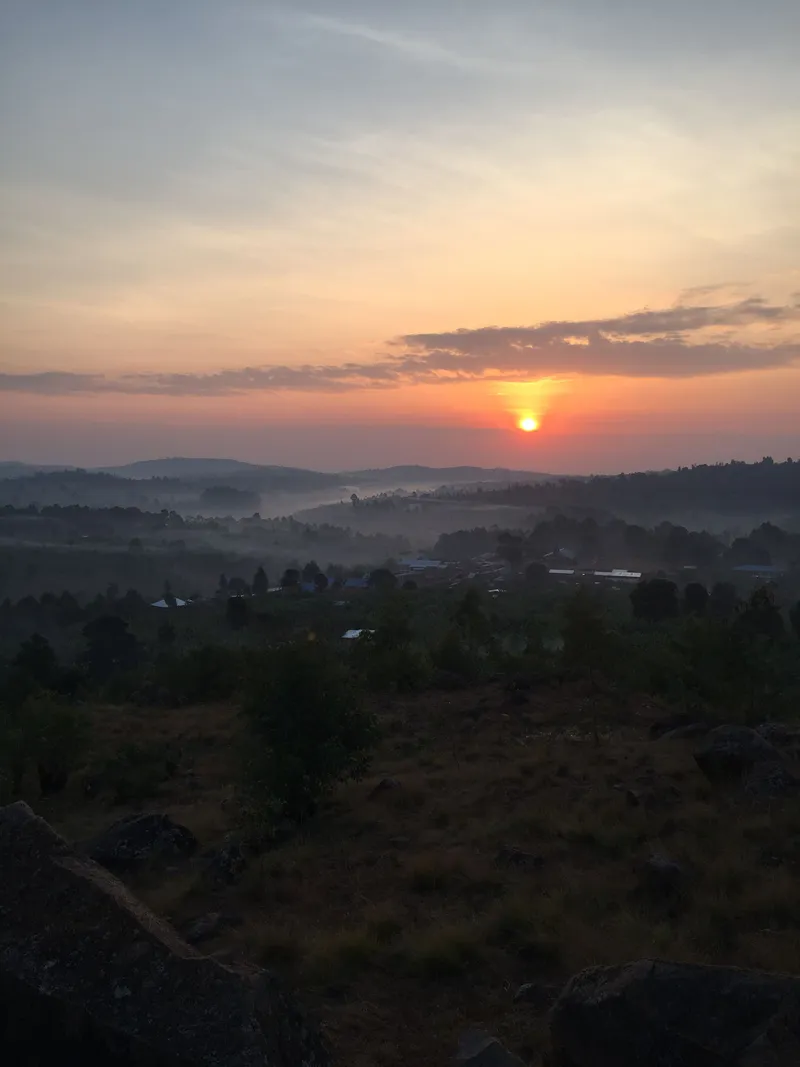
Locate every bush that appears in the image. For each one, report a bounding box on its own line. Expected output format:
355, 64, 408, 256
88, 741, 178, 804
0, 694, 90, 798
241, 639, 377, 827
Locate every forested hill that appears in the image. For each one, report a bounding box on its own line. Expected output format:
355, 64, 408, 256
448, 459, 800, 519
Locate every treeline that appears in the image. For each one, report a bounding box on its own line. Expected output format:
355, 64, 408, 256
445, 458, 800, 519
435, 516, 800, 570
3, 577, 800, 818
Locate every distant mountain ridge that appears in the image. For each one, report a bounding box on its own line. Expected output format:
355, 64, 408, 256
0, 457, 555, 486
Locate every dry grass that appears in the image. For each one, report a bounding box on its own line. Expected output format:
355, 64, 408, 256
30, 681, 800, 1067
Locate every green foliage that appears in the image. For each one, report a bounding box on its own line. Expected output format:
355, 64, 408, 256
630, 578, 679, 623
225, 595, 251, 630
252, 566, 269, 596
90, 741, 178, 804
350, 596, 430, 693
560, 585, 617, 686
241, 640, 377, 826
154, 644, 241, 705
0, 694, 89, 799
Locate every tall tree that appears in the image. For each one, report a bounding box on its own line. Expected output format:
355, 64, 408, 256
252, 566, 269, 597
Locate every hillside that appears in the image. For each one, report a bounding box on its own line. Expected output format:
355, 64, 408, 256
36, 682, 800, 1067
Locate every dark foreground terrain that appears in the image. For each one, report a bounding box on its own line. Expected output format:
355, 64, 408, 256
9, 680, 800, 1065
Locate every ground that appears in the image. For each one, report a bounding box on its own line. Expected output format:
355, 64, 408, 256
36, 682, 800, 1067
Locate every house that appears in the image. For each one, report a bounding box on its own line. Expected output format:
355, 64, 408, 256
342, 628, 375, 640
150, 597, 188, 608
343, 577, 369, 590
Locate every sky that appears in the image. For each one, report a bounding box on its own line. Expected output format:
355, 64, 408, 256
1, 0, 798, 473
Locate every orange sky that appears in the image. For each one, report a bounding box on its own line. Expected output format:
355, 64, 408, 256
1, 2, 799, 471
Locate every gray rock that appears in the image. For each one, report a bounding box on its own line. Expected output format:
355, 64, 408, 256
0, 801, 329, 1067
634, 855, 690, 910
549, 958, 800, 1067
495, 846, 545, 872
202, 834, 248, 885
85, 812, 198, 871
513, 982, 560, 1009
743, 761, 800, 799
182, 912, 240, 946
368, 777, 402, 799
755, 723, 796, 745
658, 723, 710, 741
694, 725, 782, 784
456, 1029, 526, 1067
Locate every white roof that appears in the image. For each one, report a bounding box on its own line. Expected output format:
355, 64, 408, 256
342, 628, 375, 640
151, 597, 188, 608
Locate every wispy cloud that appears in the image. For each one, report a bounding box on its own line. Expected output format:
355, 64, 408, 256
2, 295, 799, 396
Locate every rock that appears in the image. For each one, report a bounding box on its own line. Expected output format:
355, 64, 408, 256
634, 854, 690, 908
659, 723, 710, 741
430, 669, 469, 691
650, 713, 710, 740
202, 834, 248, 886
495, 846, 545, 872
549, 958, 800, 1067
743, 761, 800, 799
456, 1029, 526, 1067
513, 981, 560, 1009
182, 911, 241, 946
756, 723, 800, 748
0, 801, 330, 1066
368, 777, 402, 799
694, 725, 782, 784
85, 812, 198, 871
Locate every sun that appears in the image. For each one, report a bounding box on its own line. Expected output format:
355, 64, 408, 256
518, 416, 539, 432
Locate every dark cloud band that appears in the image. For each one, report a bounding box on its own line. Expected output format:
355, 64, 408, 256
2, 295, 798, 395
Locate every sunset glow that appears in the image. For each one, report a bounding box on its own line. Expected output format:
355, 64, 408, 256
1, 2, 798, 471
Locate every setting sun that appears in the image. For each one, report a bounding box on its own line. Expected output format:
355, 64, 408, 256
519, 417, 539, 433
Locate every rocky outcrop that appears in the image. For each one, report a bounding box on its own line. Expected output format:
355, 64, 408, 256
550, 959, 800, 1066
456, 1029, 525, 1067
694, 725, 783, 784
0, 801, 330, 1066
85, 811, 198, 871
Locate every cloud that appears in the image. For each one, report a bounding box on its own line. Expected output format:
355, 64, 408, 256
2, 294, 799, 396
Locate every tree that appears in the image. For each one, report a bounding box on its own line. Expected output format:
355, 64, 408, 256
157, 621, 176, 647
790, 601, 800, 641
561, 586, 615, 689
13, 633, 58, 685
252, 566, 269, 597
709, 582, 740, 620
163, 580, 177, 609
281, 567, 300, 589
226, 596, 251, 631
313, 571, 329, 593
453, 587, 491, 651
525, 562, 549, 587
683, 582, 709, 617
217, 574, 229, 596
497, 532, 524, 566
81, 616, 141, 680
241, 640, 377, 824
368, 567, 397, 592
630, 579, 679, 623
227, 576, 250, 596
302, 560, 321, 582
736, 586, 785, 643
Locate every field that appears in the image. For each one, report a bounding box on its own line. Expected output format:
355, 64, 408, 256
37, 681, 800, 1066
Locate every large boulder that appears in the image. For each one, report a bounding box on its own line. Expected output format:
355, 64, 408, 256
85, 811, 198, 871
694, 725, 782, 784
550, 959, 800, 1067
0, 801, 330, 1066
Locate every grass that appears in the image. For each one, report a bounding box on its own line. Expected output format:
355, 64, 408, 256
24, 679, 800, 1067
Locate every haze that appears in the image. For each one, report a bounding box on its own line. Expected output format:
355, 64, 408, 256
1, 0, 799, 472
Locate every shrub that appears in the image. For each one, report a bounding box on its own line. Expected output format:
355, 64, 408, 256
240, 639, 377, 827
0, 694, 90, 798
